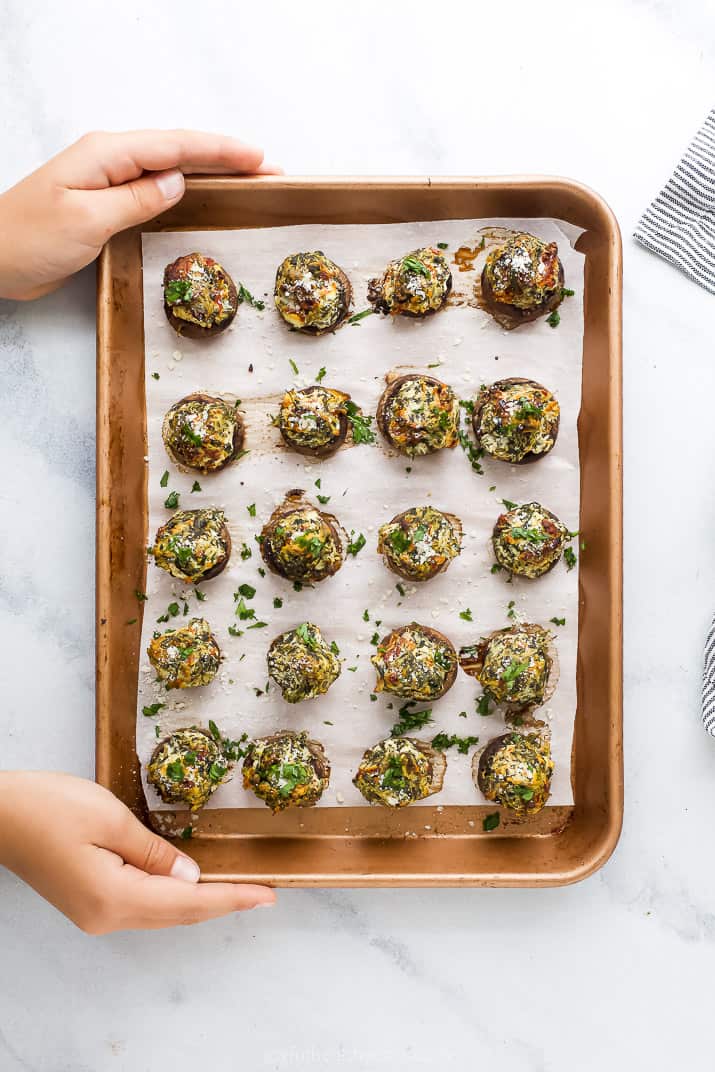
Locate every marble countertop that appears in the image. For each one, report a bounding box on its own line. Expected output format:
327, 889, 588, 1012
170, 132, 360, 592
2, 0, 715, 1068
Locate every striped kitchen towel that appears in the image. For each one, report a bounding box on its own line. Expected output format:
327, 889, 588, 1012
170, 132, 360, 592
634, 108, 715, 294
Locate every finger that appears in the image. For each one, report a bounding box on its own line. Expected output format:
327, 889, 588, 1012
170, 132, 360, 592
121, 869, 275, 929
100, 799, 200, 883
87, 168, 186, 236
52, 129, 266, 188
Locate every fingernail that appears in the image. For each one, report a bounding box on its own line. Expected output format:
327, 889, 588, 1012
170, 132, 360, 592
170, 854, 200, 883
155, 168, 185, 202
257, 161, 284, 175
253, 900, 275, 909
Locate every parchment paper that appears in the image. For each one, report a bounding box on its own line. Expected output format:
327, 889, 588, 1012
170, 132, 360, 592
138, 219, 584, 810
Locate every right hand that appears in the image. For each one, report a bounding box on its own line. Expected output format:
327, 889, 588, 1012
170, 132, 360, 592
0, 771, 275, 932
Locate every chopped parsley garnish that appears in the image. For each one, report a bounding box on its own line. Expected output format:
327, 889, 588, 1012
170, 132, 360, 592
346, 532, 366, 556
502, 660, 528, 689
160, 470, 169, 488
166, 760, 185, 782
483, 812, 500, 832
142, 702, 165, 717
436, 242, 449, 250
228, 625, 243, 637
191, 480, 201, 493
289, 358, 299, 375
507, 600, 516, 620
396, 582, 406, 597
237, 283, 265, 310
164, 490, 179, 510
180, 826, 193, 840
550, 616, 566, 626
330, 640, 340, 656
389, 529, 410, 554
209, 761, 227, 783
431, 732, 479, 754
240, 543, 252, 560
459, 398, 475, 415
511, 526, 548, 543
458, 430, 484, 475
477, 693, 494, 716
135, 590, 147, 601
247, 503, 256, 517
459, 608, 473, 622
246, 621, 267, 629
564, 546, 577, 570
362, 609, 370, 622
513, 785, 534, 801
345, 401, 375, 445
234, 596, 255, 621
560, 287, 575, 299
370, 632, 379, 646
195, 589, 206, 601
401, 254, 430, 278
317, 494, 331, 505
151, 372, 160, 381
181, 423, 203, 447
490, 563, 503, 574
546, 309, 561, 328
501, 499, 518, 510
238, 583, 256, 599
390, 702, 433, 737
296, 622, 319, 651
164, 279, 192, 305
273, 597, 283, 609
269, 761, 310, 799
316, 366, 327, 383
348, 308, 374, 325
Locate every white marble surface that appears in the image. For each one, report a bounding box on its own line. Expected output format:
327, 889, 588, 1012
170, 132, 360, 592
1, 0, 714, 1068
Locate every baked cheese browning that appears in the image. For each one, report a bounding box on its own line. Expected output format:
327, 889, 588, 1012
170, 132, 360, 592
242, 731, 330, 812
147, 617, 221, 690
459, 624, 553, 707
481, 233, 564, 324
473, 379, 560, 463
372, 623, 457, 701
162, 393, 244, 473
274, 251, 352, 334
147, 728, 228, 809
367, 246, 452, 318
492, 501, 568, 578
278, 386, 350, 457
476, 732, 554, 818
353, 736, 446, 808
152, 508, 231, 584
377, 505, 462, 582
163, 253, 238, 337
377, 374, 460, 457
260, 492, 345, 583
267, 622, 341, 703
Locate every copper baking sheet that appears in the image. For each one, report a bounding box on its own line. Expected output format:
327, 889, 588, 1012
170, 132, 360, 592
96, 177, 622, 887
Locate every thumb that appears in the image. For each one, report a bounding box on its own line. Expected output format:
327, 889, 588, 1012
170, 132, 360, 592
92, 167, 185, 234
110, 807, 200, 883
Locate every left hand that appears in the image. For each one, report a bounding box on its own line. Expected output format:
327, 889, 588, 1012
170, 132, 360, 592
0, 128, 281, 300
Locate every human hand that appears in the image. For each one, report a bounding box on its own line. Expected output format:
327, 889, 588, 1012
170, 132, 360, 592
0, 771, 275, 932
0, 129, 280, 300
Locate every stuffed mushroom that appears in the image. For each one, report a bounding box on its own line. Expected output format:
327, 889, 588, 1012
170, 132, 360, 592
147, 617, 221, 690
274, 251, 352, 333
459, 624, 556, 709
377, 505, 462, 582
267, 622, 341, 703
260, 491, 346, 584
481, 233, 564, 327
472, 379, 560, 464
163, 252, 238, 338
377, 374, 460, 457
353, 736, 446, 808
367, 247, 451, 318
475, 732, 554, 818
152, 508, 231, 584
147, 727, 228, 809
242, 731, 330, 812
162, 394, 245, 473
372, 623, 457, 701
277, 386, 350, 458
492, 502, 569, 578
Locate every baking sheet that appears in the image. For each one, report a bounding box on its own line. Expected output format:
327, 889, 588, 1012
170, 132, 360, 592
137, 219, 584, 811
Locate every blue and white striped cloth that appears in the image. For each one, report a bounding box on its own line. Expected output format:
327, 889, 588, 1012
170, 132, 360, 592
634, 109, 715, 294
634, 110, 715, 733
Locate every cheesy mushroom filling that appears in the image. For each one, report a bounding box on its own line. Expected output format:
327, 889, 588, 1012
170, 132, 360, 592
492, 502, 569, 578
473, 379, 560, 463
460, 624, 553, 707
372, 624, 457, 701
242, 731, 330, 812
147, 728, 228, 809
163, 253, 238, 335
378, 505, 462, 582
147, 617, 221, 690
481, 233, 564, 322
278, 386, 350, 456
378, 374, 460, 457
353, 736, 446, 808
162, 394, 244, 473
476, 732, 554, 818
274, 251, 352, 333
152, 508, 231, 584
260, 495, 345, 583
267, 622, 341, 703
368, 247, 452, 317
